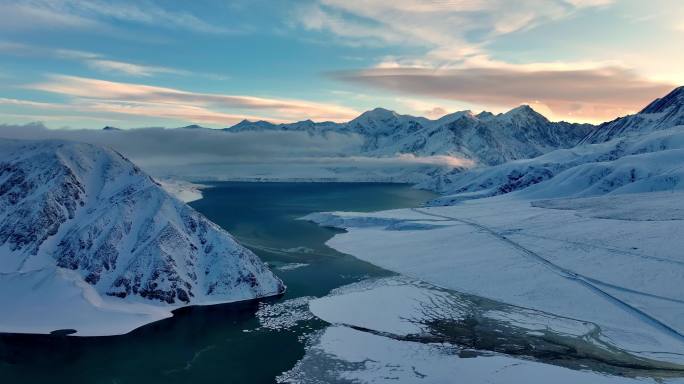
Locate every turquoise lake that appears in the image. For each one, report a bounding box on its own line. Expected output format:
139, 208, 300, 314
0, 182, 436, 384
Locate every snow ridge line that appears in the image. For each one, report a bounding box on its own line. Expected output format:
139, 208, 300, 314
410, 208, 684, 343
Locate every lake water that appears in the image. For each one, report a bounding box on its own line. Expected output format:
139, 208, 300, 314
0, 182, 436, 384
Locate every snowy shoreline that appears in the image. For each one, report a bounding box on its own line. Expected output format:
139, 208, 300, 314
157, 178, 212, 203
0, 267, 286, 337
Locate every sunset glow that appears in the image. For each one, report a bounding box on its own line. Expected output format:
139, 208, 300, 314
0, 0, 682, 127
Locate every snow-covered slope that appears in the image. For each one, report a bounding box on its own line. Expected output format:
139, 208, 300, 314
421, 89, 684, 205
581, 86, 684, 144
0, 139, 284, 335
369, 106, 593, 165
424, 125, 684, 204
303, 193, 684, 367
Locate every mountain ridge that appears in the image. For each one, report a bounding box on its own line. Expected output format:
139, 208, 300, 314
422, 86, 684, 204
0, 138, 284, 334
580, 86, 684, 144
223, 103, 594, 166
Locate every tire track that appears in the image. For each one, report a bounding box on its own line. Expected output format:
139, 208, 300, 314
410, 207, 684, 343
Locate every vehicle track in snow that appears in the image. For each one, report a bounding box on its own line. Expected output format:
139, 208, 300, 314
410, 207, 684, 343
511, 231, 684, 269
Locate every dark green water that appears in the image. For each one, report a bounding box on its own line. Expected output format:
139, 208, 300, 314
0, 182, 436, 384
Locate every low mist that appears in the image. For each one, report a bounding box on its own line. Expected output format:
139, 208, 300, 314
0, 123, 472, 182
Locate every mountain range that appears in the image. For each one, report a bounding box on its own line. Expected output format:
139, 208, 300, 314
226, 105, 595, 166
221, 86, 684, 200
2, 86, 684, 335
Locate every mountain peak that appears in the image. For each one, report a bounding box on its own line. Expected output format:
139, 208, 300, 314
640, 86, 684, 114
434, 110, 475, 125
475, 111, 495, 120
228, 119, 275, 131
181, 124, 205, 129
502, 105, 547, 122
358, 107, 398, 119
507, 104, 535, 114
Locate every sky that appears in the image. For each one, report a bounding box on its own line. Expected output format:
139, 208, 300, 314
0, 0, 683, 128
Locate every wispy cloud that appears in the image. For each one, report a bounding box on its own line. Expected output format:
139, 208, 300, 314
84, 59, 187, 77
23, 75, 359, 125
296, 4, 411, 47
0, 97, 64, 109
332, 66, 675, 122
0, 0, 241, 35
0, 1, 98, 31
0, 41, 223, 78
296, 0, 612, 58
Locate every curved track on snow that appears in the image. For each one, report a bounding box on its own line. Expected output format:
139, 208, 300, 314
410, 207, 684, 343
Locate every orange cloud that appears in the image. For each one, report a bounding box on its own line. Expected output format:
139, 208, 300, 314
27, 75, 359, 124
331, 66, 677, 123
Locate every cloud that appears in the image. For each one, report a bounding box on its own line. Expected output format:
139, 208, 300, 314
0, 123, 471, 181
395, 97, 456, 119
331, 66, 676, 122
565, 0, 614, 7
0, 0, 239, 34
0, 98, 59, 108
294, 0, 655, 124
84, 59, 187, 77
296, 1, 612, 57
0, 2, 98, 31
0, 123, 359, 163
21, 75, 359, 124
296, 4, 414, 47
0, 41, 225, 78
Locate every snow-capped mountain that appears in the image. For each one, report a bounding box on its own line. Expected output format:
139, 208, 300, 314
0, 139, 284, 335
227, 119, 341, 133
343, 108, 431, 152
580, 86, 684, 144
363, 106, 594, 165
423, 87, 684, 205
226, 105, 594, 166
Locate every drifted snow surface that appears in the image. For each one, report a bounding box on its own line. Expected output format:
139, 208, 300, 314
0, 139, 283, 336
304, 193, 684, 367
